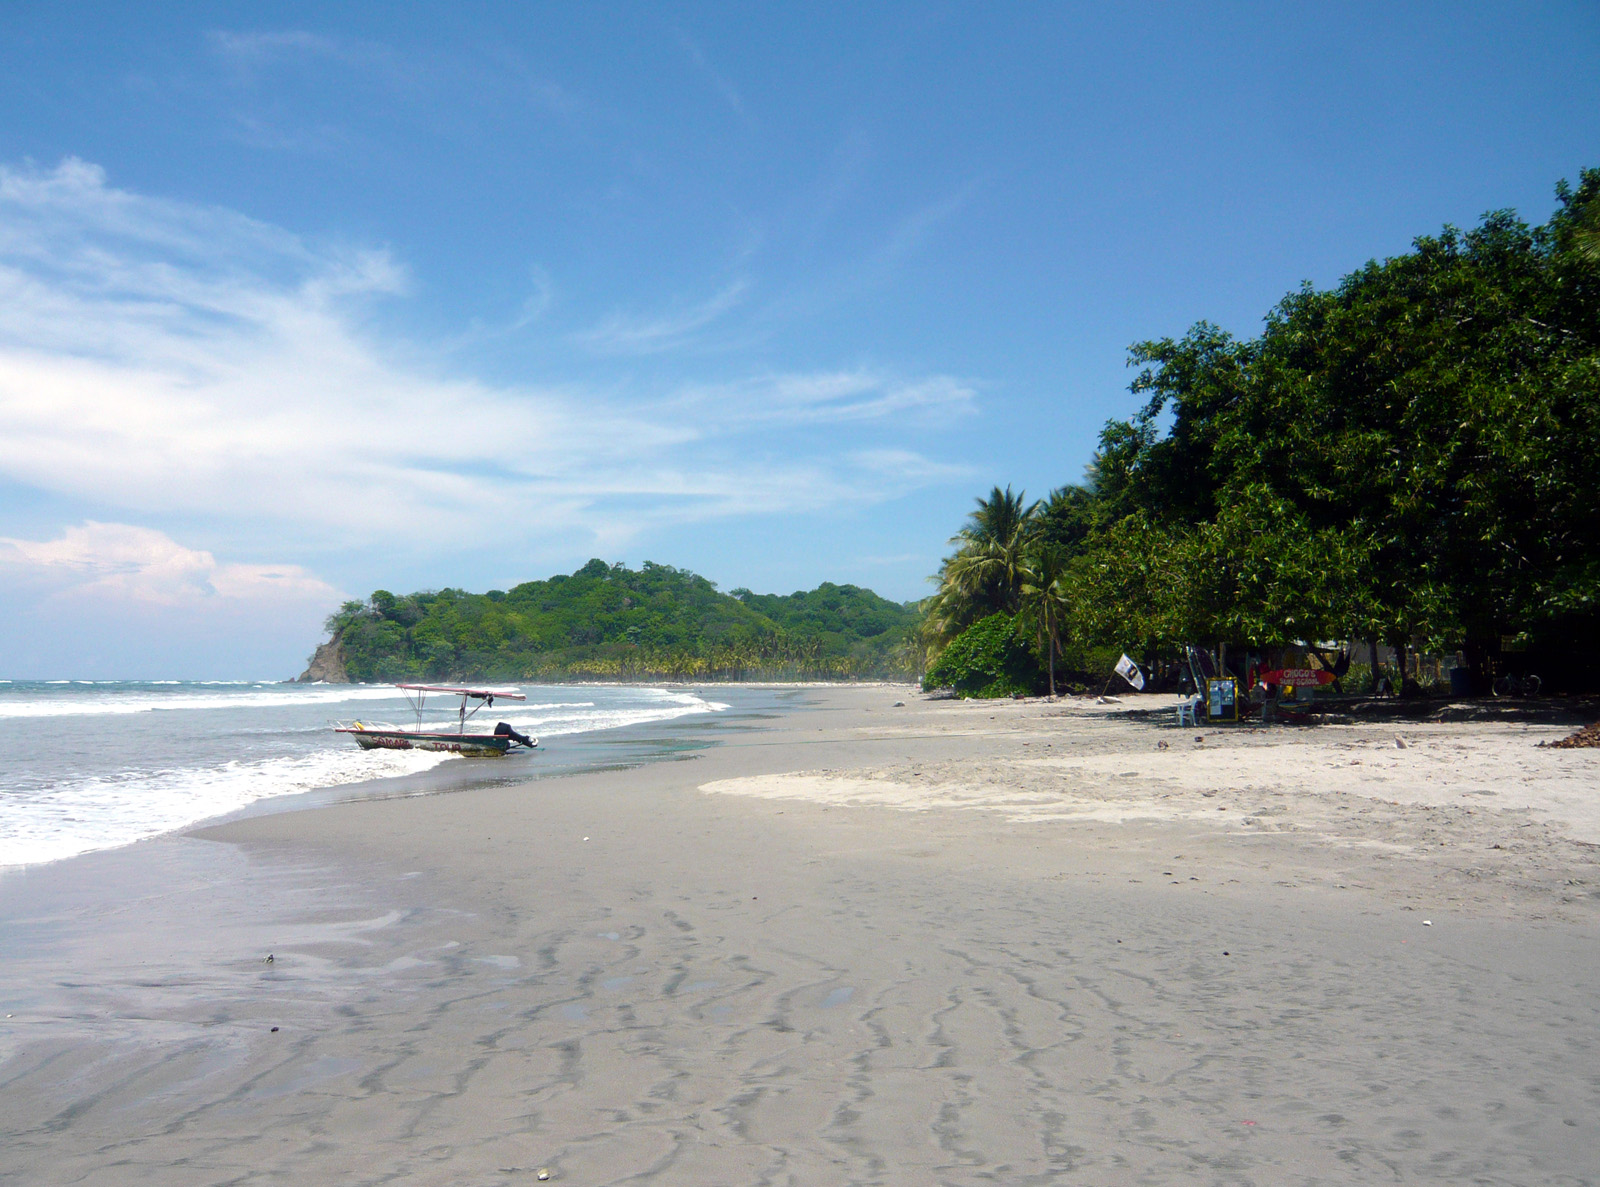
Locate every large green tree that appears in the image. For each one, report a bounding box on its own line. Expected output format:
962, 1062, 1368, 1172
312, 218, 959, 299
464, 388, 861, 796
1074, 169, 1600, 682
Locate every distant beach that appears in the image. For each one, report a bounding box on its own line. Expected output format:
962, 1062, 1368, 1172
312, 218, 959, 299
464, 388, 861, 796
2, 687, 1598, 1184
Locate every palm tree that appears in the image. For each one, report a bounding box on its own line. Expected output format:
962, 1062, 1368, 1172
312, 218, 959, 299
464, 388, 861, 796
960, 485, 1037, 551
1574, 196, 1600, 264
1020, 543, 1072, 697
924, 486, 1041, 649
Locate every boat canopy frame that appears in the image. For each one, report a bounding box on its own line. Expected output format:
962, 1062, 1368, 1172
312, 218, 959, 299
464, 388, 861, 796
393, 683, 527, 734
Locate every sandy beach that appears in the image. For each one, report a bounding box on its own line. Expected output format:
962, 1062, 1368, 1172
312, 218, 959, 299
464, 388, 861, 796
3, 686, 1598, 1185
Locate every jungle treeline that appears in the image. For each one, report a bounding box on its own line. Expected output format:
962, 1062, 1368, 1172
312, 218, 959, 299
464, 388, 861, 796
322, 559, 921, 682
923, 169, 1600, 697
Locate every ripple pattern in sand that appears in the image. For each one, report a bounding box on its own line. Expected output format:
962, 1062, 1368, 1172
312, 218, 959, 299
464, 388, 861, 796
5, 838, 1595, 1185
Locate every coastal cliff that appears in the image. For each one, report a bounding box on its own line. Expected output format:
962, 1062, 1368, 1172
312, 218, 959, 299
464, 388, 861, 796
296, 636, 350, 683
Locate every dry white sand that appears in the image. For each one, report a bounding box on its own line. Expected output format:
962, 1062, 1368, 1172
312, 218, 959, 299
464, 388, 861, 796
707, 705, 1598, 836
2, 686, 1597, 1185
703, 694, 1600, 917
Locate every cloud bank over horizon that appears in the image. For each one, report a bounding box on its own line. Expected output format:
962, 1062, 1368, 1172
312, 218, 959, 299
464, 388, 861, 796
0, 520, 344, 679
0, 157, 974, 670
0, 521, 340, 608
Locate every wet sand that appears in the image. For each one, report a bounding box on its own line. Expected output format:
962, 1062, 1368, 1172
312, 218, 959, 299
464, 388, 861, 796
2, 687, 1598, 1184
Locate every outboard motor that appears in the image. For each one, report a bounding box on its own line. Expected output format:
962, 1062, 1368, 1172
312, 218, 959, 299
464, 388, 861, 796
494, 722, 535, 748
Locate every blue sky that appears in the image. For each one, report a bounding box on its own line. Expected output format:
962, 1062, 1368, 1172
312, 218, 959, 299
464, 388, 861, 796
1, 2, 1597, 676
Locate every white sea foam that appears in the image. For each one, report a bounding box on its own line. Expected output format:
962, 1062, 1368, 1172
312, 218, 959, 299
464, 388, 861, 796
0, 686, 410, 718
0, 748, 452, 869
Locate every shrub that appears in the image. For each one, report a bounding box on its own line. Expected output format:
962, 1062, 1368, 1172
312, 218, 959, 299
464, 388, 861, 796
923, 613, 1043, 698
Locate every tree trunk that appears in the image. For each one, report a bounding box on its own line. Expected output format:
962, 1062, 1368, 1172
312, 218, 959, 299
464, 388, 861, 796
1462, 637, 1489, 697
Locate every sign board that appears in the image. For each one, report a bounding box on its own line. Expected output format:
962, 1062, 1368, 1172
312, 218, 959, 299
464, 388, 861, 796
1257, 668, 1337, 687
1206, 677, 1238, 721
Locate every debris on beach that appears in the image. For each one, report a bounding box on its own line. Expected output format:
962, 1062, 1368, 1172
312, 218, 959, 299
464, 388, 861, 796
1394, 736, 1407, 749
1541, 721, 1600, 749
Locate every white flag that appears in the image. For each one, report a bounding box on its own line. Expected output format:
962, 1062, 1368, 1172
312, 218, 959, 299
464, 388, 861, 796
1115, 653, 1146, 691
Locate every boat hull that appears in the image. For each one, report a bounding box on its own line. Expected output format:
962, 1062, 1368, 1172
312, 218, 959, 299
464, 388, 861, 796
340, 728, 514, 757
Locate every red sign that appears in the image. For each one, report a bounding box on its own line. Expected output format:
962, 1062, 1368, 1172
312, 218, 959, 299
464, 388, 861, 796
1257, 668, 1337, 686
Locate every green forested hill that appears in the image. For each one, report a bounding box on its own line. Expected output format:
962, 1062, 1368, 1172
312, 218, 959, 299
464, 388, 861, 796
730, 582, 921, 673
317, 559, 921, 682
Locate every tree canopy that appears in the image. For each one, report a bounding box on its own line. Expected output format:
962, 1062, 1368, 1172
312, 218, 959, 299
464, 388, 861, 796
924, 168, 1600, 694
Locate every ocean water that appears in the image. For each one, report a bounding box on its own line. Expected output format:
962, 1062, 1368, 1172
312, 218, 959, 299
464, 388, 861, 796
0, 681, 730, 869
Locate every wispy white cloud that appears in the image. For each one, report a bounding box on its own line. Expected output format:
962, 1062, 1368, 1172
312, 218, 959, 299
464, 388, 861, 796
206, 29, 339, 63
577, 279, 751, 355
224, 114, 353, 155
676, 30, 754, 126
872, 185, 978, 270
206, 29, 583, 125
205, 27, 403, 83
757, 181, 983, 326
677, 369, 977, 427
0, 522, 338, 607
202, 28, 420, 153
848, 448, 973, 486
0, 159, 971, 563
